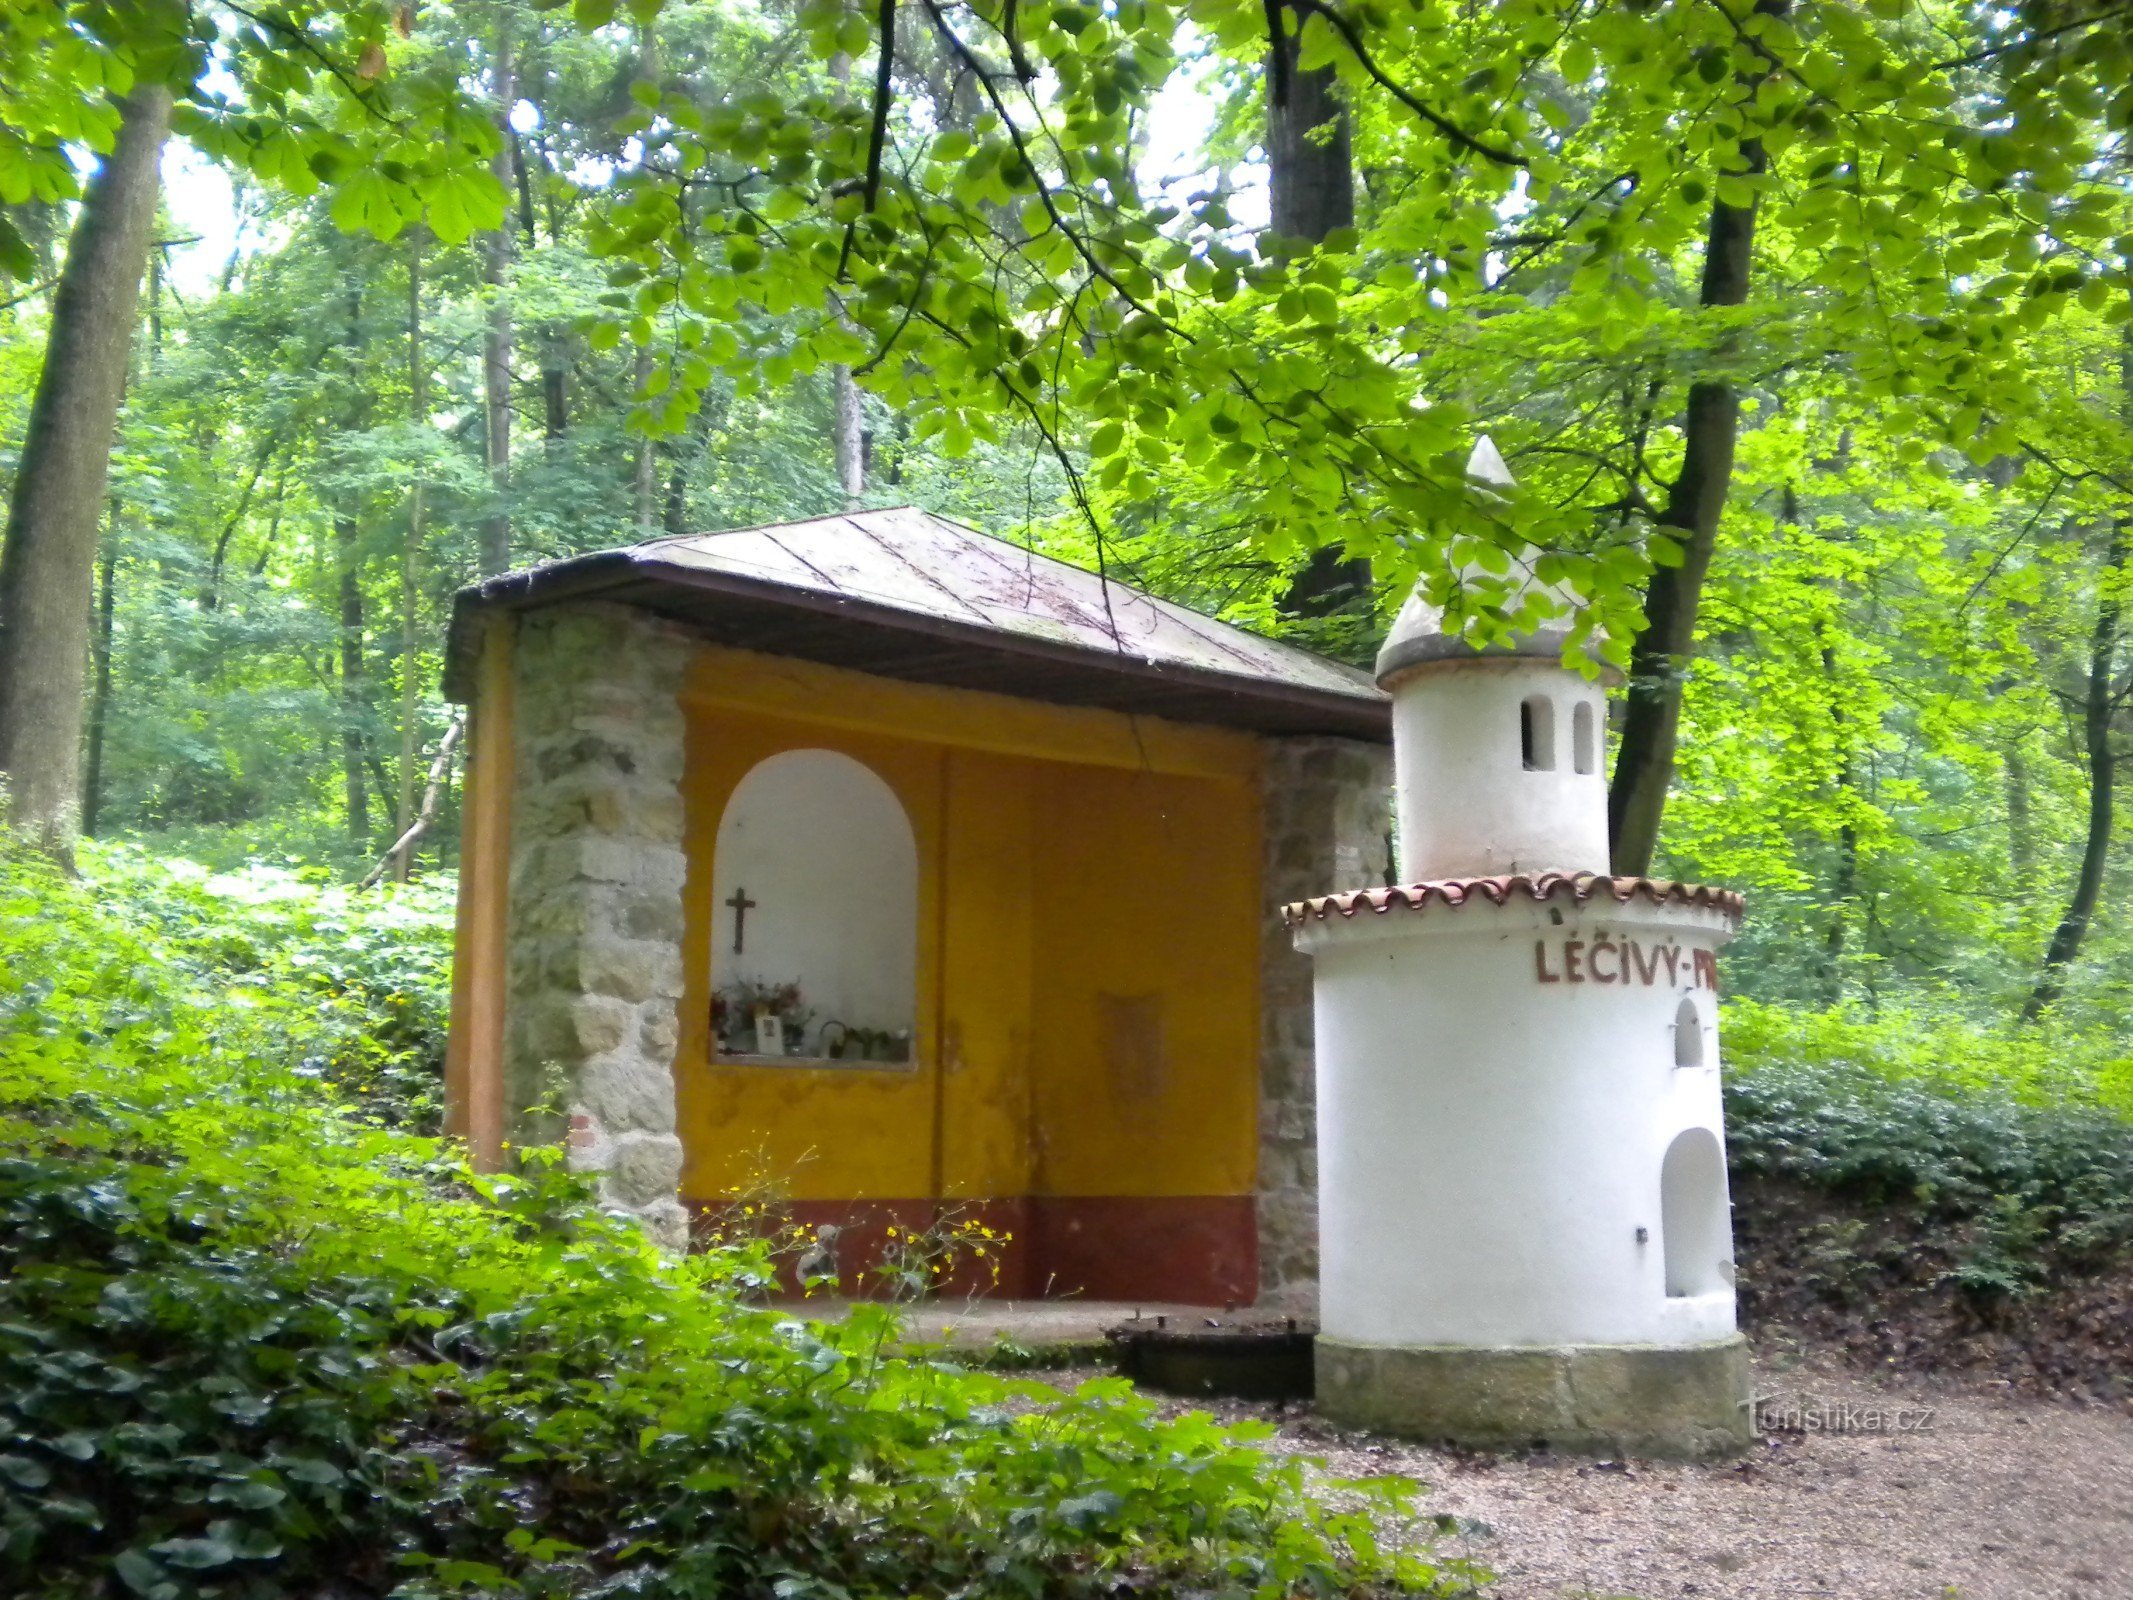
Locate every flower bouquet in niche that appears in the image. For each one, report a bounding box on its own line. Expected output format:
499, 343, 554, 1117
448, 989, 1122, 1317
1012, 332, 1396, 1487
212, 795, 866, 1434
711, 979, 814, 1056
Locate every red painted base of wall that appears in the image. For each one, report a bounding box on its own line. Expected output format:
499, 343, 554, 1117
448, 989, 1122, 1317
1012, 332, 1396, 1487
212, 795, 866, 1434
1027, 1197, 1258, 1305
686, 1194, 1258, 1306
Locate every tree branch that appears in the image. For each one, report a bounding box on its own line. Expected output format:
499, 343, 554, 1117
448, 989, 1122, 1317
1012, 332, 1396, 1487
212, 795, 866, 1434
359, 714, 465, 889
863, 0, 898, 211
0, 274, 60, 313
999, 0, 1037, 82
1929, 4, 2133, 72
1283, 0, 1527, 168
1262, 0, 1291, 110
221, 2, 398, 126
916, 0, 1183, 335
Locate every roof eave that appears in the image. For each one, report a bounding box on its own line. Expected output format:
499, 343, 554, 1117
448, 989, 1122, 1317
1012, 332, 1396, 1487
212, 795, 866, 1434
443, 547, 1390, 741
441, 550, 643, 701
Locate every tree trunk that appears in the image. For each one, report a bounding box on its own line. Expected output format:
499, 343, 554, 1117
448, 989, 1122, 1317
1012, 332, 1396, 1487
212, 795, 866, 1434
628, 18, 660, 531
631, 345, 659, 530
1606, 0, 1788, 877
660, 392, 721, 535
663, 457, 691, 536
362, 715, 464, 889
1266, 0, 1367, 625
0, 85, 171, 854
513, 128, 569, 444
829, 39, 866, 509
2023, 522, 2125, 1021
1798, 482, 1858, 1001
540, 333, 568, 442
1266, 0, 1354, 243
145, 249, 163, 359
834, 365, 866, 506
338, 508, 368, 847
1820, 638, 1860, 1004
202, 444, 273, 611
2005, 734, 2034, 876
479, 24, 517, 576
81, 537, 117, 838
395, 237, 428, 880
338, 280, 369, 849
883, 409, 909, 486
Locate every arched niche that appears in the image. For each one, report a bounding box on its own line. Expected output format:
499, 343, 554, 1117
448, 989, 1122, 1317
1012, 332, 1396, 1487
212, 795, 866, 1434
709, 749, 918, 1062
1660, 1127, 1730, 1298
1572, 700, 1598, 776
1673, 996, 1706, 1068
1519, 694, 1557, 772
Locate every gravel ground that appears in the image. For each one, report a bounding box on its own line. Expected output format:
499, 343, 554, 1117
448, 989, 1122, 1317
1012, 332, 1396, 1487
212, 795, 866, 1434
1115, 1347, 2133, 1600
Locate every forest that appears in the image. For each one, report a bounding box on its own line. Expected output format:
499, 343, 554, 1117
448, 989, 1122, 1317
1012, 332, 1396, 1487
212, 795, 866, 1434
2, 0, 2132, 1595
1, 0, 2127, 1032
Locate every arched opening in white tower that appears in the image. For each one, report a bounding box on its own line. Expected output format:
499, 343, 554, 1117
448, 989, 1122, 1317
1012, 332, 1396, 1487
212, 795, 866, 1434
1519, 695, 1556, 772
1673, 996, 1705, 1067
1572, 701, 1598, 775
1660, 1127, 1730, 1297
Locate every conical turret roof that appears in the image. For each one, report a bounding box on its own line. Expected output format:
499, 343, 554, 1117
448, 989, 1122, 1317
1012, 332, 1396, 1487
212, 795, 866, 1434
1373, 438, 1580, 689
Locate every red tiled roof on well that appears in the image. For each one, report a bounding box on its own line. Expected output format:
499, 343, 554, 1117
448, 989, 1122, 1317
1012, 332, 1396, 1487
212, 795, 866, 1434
1282, 871, 1746, 927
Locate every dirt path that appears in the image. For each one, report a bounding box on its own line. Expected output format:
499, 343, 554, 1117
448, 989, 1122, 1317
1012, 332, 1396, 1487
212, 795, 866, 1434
1142, 1351, 2133, 1599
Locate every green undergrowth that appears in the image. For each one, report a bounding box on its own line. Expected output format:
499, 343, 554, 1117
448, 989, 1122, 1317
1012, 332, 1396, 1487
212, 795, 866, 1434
1724, 1000, 2133, 1306
1723, 998, 2133, 1117
44, 842, 460, 1131
0, 840, 1477, 1600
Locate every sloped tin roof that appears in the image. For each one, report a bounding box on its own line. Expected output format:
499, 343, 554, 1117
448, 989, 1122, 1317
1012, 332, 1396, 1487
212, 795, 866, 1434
446, 507, 1388, 740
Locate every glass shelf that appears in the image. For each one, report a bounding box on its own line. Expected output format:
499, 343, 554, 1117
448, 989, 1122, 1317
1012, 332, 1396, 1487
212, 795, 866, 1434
713, 1051, 916, 1072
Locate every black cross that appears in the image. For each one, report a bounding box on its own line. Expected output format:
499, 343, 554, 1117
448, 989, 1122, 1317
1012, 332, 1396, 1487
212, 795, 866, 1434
724, 886, 757, 953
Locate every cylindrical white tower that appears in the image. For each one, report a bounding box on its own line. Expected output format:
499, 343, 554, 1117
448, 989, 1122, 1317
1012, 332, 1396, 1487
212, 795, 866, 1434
1293, 442, 1753, 1458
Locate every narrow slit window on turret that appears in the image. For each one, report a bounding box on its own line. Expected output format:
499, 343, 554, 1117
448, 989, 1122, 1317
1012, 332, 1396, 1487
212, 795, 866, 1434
1673, 996, 1705, 1068
1520, 695, 1556, 772
1572, 701, 1597, 776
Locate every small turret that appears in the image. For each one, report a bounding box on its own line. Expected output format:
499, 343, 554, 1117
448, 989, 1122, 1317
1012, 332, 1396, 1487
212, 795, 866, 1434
1375, 439, 1609, 881
1285, 435, 1751, 1459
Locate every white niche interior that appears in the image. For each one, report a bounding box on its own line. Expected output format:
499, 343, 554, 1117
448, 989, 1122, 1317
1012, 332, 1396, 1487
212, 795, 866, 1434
709, 748, 918, 1063
1660, 1126, 1731, 1299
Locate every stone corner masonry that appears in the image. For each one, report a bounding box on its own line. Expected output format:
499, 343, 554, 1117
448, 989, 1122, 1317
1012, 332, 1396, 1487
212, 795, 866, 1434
1256, 735, 1393, 1308
503, 603, 695, 1251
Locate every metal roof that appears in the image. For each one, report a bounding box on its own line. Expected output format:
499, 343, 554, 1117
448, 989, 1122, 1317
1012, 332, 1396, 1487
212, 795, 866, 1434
445, 507, 1389, 741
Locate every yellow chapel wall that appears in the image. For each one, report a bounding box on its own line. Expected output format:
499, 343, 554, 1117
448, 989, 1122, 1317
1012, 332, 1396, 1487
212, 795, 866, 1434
1025, 760, 1263, 1199
672, 643, 1262, 1210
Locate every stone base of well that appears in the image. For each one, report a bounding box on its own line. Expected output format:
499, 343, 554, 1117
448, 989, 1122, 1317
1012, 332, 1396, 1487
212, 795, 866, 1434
1316, 1334, 1754, 1459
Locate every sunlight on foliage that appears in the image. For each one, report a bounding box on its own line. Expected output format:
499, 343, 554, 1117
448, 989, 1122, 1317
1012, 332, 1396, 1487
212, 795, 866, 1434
1725, 999, 2133, 1302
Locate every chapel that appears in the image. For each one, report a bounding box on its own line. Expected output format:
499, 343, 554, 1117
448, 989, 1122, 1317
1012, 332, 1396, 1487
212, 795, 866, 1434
439, 507, 1392, 1305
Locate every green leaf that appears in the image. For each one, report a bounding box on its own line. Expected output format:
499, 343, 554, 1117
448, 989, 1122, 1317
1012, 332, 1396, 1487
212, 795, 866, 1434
425, 172, 506, 245
327, 171, 407, 240
150, 1538, 237, 1571
0, 1454, 49, 1489
112, 1550, 171, 1599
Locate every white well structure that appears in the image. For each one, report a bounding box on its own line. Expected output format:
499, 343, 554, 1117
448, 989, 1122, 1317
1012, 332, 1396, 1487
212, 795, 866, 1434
1289, 451, 1754, 1457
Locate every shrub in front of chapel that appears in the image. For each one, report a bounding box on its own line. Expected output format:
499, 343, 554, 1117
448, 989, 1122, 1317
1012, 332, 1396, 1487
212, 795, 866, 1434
0, 842, 1482, 1599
